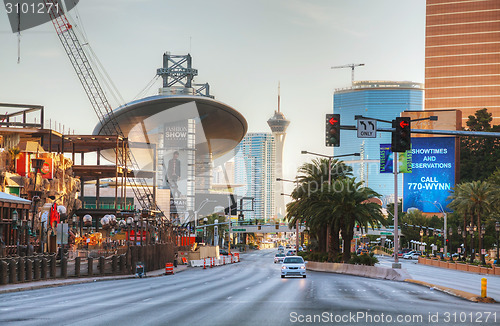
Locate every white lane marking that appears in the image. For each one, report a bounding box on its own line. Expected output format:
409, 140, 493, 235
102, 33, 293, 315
143, 298, 152, 302
227, 296, 232, 300
245, 287, 251, 290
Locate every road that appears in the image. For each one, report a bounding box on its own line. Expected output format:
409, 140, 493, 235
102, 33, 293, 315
0, 249, 499, 326
377, 255, 500, 301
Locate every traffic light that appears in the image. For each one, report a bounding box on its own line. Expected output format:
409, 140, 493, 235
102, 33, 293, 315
275, 222, 279, 230
391, 117, 411, 152
325, 114, 340, 147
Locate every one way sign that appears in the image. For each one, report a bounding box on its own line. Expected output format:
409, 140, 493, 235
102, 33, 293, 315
357, 119, 377, 138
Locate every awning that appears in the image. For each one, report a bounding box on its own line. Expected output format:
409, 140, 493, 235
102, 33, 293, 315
0, 191, 31, 204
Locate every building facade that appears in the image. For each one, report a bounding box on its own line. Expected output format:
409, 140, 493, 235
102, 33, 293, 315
234, 133, 275, 221
425, 0, 500, 125
333, 81, 424, 201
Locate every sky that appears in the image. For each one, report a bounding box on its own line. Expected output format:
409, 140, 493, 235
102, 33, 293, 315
0, 0, 426, 194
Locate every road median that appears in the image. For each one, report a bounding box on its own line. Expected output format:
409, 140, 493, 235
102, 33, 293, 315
306, 261, 411, 281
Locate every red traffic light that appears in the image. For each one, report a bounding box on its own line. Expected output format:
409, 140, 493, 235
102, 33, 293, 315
329, 117, 338, 125
399, 120, 409, 129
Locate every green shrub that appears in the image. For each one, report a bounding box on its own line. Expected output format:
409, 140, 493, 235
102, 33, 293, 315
348, 252, 378, 266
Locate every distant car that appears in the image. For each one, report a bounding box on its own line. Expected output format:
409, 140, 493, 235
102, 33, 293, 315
403, 252, 420, 260
278, 245, 284, 251
219, 249, 229, 256
286, 250, 296, 256
285, 244, 291, 249
281, 256, 306, 278
274, 253, 286, 263
298, 246, 304, 252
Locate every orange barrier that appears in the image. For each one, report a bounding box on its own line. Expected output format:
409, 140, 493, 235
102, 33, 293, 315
234, 253, 240, 262
165, 263, 174, 275
181, 257, 188, 264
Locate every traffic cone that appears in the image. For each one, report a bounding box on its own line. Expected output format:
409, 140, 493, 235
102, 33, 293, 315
203, 258, 206, 269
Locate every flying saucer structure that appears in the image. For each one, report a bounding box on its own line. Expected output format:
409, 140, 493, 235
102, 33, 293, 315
93, 53, 247, 217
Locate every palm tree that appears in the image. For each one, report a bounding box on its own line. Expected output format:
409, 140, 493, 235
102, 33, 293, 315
448, 181, 498, 264
286, 158, 353, 260
327, 178, 386, 262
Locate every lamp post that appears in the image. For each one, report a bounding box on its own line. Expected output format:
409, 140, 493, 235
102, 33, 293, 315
12, 210, 19, 255
466, 223, 476, 263
134, 212, 140, 246
203, 217, 208, 243
460, 226, 466, 261
448, 227, 453, 257
480, 224, 486, 265
495, 221, 500, 266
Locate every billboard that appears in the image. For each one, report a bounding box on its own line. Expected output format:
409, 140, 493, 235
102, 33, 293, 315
403, 137, 456, 213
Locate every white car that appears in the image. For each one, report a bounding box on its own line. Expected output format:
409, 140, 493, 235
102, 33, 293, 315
403, 252, 420, 260
274, 253, 286, 263
281, 256, 306, 278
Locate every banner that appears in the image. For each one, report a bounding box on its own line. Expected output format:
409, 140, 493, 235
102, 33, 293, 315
379, 144, 412, 173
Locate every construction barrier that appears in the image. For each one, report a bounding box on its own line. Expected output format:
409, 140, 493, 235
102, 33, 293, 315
165, 263, 174, 275
188, 255, 239, 268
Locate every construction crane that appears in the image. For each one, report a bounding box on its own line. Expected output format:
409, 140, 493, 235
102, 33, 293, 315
42, 1, 163, 217
331, 63, 365, 84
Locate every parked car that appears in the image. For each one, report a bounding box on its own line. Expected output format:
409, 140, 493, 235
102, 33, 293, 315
281, 256, 307, 278
219, 249, 229, 256
286, 250, 296, 256
274, 253, 286, 263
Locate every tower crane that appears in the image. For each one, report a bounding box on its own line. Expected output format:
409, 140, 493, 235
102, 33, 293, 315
331, 63, 365, 84
42, 1, 164, 218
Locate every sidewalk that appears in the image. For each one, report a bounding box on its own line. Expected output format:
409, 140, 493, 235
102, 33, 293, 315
0, 264, 189, 294
377, 256, 500, 303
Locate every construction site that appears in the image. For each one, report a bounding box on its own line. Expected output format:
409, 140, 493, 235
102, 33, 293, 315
0, 1, 247, 267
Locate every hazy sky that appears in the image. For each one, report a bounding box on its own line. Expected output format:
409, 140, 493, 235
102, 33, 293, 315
0, 0, 426, 192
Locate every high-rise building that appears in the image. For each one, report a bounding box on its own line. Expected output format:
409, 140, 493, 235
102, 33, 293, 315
425, 0, 500, 125
234, 133, 275, 221
267, 85, 290, 219
333, 81, 424, 201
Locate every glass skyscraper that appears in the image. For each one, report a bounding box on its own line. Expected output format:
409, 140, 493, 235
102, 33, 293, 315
234, 133, 275, 221
333, 81, 424, 202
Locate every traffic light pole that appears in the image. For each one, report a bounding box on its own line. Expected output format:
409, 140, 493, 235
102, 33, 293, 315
393, 156, 401, 269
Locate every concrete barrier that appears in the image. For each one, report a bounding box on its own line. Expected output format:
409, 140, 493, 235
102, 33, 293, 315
306, 261, 411, 281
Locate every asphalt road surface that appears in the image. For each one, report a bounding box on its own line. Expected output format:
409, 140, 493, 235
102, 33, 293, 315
0, 249, 499, 326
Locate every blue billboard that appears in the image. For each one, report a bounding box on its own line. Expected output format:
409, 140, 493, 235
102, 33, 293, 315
403, 137, 456, 213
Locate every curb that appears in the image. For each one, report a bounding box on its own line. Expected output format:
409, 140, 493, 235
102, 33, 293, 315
405, 279, 496, 303
0, 266, 190, 295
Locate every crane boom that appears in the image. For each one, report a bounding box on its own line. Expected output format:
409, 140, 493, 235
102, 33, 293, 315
43, 0, 163, 217
331, 63, 365, 84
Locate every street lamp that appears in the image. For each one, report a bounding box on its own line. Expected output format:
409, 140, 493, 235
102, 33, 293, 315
495, 221, 500, 266
480, 224, 486, 264
448, 227, 453, 256
466, 223, 476, 263
433, 201, 448, 257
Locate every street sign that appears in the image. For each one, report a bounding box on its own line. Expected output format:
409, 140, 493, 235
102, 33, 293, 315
380, 232, 392, 235
357, 119, 377, 138
196, 228, 203, 232
232, 228, 246, 232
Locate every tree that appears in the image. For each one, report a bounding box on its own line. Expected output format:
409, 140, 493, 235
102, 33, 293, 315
460, 109, 500, 182
447, 181, 498, 264
286, 158, 353, 261
327, 178, 386, 262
